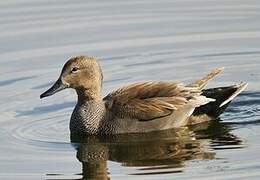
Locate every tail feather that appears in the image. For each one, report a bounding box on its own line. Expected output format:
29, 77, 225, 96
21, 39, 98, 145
193, 83, 247, 118
219, 82, 248, 107
189, 96, 215, 108
188, 67, 224, 89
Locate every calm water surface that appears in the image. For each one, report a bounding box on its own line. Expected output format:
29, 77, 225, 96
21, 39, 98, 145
0, 0, 260, 179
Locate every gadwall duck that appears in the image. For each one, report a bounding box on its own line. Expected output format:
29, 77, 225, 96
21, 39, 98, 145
40, 56, 247, 135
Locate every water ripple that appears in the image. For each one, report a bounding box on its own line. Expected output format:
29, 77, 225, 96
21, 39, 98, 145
222, 91, 260, 124
16, 102, 75, 117
0, 75, 37, 87
12, 115, 71, 150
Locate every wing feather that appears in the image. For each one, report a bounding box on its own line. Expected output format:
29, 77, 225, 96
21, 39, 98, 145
103, 81, 211, 121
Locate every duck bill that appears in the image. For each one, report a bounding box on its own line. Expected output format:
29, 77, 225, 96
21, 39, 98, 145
40, 78, 68, 99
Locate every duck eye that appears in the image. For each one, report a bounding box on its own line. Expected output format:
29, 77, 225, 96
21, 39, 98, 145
71, 67, 79, 73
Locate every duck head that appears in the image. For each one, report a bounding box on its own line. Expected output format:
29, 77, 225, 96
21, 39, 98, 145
40, 56, 103, 101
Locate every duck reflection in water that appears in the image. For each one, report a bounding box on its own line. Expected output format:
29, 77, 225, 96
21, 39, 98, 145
70, 120, 242, 180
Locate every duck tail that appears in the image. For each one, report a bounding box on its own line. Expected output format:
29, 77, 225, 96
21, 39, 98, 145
219, 82, 248, 107
193, 82, 248, 118
187, 67, 225, 89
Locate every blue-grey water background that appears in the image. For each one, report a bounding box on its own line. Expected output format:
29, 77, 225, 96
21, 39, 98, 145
0, 0, 260, 179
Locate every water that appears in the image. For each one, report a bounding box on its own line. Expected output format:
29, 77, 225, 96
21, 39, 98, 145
0, 0, 260, 179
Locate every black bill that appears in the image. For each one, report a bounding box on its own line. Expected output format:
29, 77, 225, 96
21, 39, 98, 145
40, 78, 68, 99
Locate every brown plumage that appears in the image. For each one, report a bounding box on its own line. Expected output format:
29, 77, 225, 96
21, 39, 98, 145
104, 82, 202, 120
40, 56, 247, 134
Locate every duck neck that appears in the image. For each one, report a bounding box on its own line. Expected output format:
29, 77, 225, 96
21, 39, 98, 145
71, 88, 106, 134
76, 88, 102, 104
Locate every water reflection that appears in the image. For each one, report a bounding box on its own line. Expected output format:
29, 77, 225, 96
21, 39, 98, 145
70, 121, 242, 179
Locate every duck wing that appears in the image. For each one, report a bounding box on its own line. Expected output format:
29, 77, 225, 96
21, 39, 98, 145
103, 81, 214, 121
